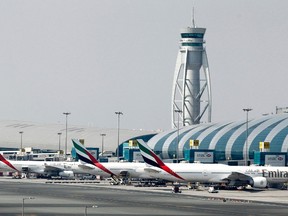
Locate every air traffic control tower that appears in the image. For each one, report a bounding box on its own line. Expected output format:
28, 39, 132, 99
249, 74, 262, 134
171, 20, 211, 128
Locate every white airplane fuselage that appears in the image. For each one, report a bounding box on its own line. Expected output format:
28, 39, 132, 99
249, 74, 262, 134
0, 159, 151, 179
144, 163, 288, 186
0, 160, 87, 176
77, 162, 151, 179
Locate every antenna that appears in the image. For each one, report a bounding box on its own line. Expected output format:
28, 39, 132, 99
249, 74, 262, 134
192, 6, 196, 28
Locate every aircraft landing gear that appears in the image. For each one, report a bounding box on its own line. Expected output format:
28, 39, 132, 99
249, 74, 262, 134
172, 185, 182, 193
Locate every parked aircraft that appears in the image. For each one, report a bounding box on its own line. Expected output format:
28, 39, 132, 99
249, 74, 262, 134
72, 139, 151, 180
137, 139, 288, 188
0, 154, 83, 178
0, 139, 151, 180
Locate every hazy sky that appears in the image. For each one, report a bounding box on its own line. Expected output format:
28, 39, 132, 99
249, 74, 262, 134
1, 0, 288, 131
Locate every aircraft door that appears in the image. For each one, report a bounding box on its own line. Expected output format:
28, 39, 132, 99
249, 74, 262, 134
202, 169, 211, 180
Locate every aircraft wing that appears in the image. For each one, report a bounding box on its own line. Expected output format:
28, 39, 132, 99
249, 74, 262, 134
78, 164, 95, 170
143, 167, 161, 174
223, 172, 252, 185
44, 165, 65, 172
227, 172, 252, 181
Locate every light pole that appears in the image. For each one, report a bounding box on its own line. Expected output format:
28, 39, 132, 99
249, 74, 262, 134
22, 197, 35, 216
19, 131, 23, 151
243, 108, 252, 166
100, 133, 106, 156
18, 131, 24, 160
115, 111, 123, 161
63, 112, 71, 159
58, 132, 62, 155
174, 109, 182, 162
84, 205, 98, 216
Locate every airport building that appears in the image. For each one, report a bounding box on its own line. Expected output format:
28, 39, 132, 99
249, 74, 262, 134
0, 116, 287, 165
147, 114, 288, 166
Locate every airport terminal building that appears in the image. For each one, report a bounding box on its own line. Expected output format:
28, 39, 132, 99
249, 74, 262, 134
147, 114, 288, 165
1, 114, 288, 166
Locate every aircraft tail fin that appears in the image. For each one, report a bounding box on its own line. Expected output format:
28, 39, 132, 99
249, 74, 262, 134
72, 139, 115, 176
137, 140, 184, 180
0, 154, 19, 171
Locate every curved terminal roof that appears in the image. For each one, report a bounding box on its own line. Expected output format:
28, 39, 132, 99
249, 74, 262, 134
0, 120, 157, 152
148, 114, 288, 161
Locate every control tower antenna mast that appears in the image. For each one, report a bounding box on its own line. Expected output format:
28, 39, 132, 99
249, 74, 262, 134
171, 11, 212, 128
192, 7, 196, 28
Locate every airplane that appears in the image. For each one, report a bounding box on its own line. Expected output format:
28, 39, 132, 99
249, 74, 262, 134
72, 139, 152, 181
137, 139, 288, 189
0, 153, 86, 178
0, 139, 151, 181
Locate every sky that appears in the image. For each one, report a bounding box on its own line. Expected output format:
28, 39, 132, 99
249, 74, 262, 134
0, 0, 288, 131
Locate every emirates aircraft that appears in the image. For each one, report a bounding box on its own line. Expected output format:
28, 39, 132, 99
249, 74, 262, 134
0, 154, 84, 178
137, 139, 288, 188
0, 139, 151, 180
72, 139, 151, 180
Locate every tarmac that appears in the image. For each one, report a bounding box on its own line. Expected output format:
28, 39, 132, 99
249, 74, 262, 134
92, 182, 288, 206
45, 180, 288, 206
3, 177, 287, 206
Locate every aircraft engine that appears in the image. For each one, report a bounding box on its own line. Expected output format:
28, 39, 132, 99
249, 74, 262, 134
250, 177, 268, 188
59, 171, 74, 177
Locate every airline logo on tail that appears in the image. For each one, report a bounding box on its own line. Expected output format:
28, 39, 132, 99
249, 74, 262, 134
0, 154, 19, 171
72, 139, 115, 176
137, 140, 184, 180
